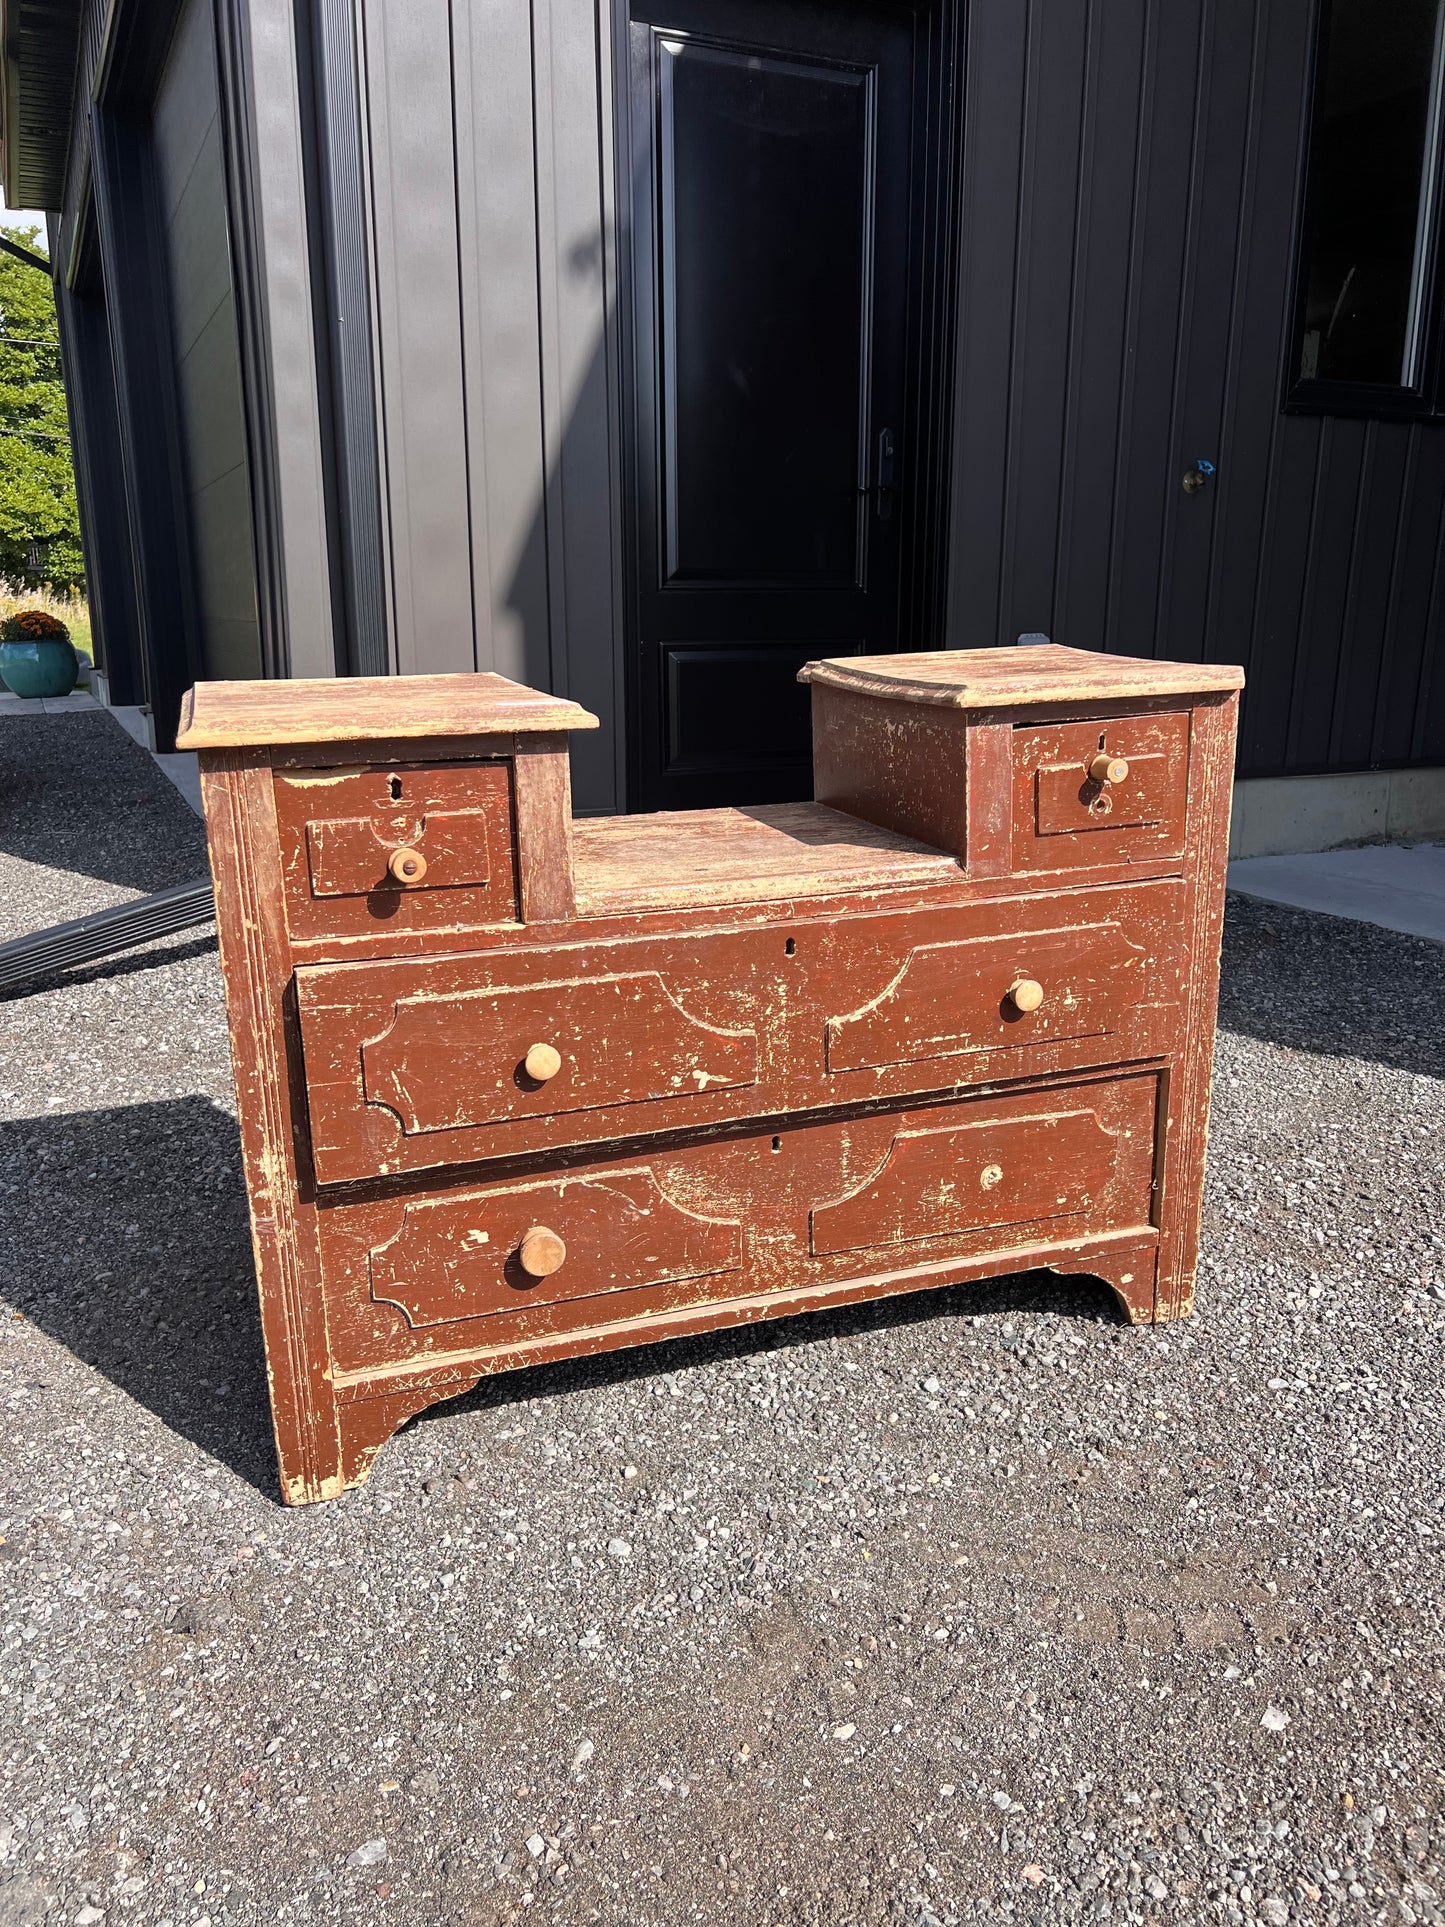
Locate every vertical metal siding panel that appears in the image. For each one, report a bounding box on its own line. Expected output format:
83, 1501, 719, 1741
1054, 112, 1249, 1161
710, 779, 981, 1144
1411, 515, 1445, 762
531, 0, 626, 813
944, 0, 1029, 647
1371, 427, 1445, 765
1106, 0, 1202, 659
357, 0, 474, 673
999, 0, 1088, 645
1285, 417, 1368, 769
451, 0, 548, 684
1053, 0, 1147, 649
217, 0, 338, 679
1157, 0, 1255, 665
1207, 0, 1311, 741
1244, 416, 1323, 774
1329, 425, 1410, 767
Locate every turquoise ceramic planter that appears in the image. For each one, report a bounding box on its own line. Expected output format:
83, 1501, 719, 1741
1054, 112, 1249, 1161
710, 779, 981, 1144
0, 637, 79, 698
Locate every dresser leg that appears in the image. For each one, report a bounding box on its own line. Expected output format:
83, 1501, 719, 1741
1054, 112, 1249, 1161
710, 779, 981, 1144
1047, 1241, 1162, 1326
330, 1376, 485, 1497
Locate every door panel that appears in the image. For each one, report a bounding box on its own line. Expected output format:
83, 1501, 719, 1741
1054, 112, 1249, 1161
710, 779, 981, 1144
626, 0, 917, 809
809, 1103, 1125, 1256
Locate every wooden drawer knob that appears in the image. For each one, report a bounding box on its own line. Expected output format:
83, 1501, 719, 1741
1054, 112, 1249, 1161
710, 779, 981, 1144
387, 846, 428, 885
1088, 753, 1129, 785
1007, 977, 1045, 1014
519, 1225, 567, 1278
523, 1042, 563, 1083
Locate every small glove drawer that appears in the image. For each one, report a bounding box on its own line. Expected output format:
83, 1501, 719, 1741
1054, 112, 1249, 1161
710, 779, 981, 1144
273, 760, 518, 942
1011, 712, 1191, 871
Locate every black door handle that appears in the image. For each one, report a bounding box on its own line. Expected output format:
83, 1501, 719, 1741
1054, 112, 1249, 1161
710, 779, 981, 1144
858, 427, 896, 520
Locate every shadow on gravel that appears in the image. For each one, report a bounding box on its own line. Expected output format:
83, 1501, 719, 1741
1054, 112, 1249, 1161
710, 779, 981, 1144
0, 710, 206, 895
0, 1096, 278, 1498
1220, 891, 1444, 1080
413, 1264, 1126, 1444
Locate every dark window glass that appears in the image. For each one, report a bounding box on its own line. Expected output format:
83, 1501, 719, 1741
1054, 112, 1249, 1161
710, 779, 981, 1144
660, 38, 870, 583
1297, 0, 1445, 387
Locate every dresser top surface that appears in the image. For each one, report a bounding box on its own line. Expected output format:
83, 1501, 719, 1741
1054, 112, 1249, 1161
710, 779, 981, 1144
176, 672, 600, 749
574, 803, 960, 913
799, 643, 1244, 709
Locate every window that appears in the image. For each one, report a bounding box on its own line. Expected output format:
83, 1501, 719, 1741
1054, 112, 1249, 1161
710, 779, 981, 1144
1289, 0, 1445, 417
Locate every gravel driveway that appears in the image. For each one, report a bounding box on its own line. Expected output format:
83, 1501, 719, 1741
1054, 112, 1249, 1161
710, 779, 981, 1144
0, 711, 1442, 1927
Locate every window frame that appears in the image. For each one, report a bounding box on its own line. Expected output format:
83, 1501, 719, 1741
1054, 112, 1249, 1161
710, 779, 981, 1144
1285, 0, 1445, 422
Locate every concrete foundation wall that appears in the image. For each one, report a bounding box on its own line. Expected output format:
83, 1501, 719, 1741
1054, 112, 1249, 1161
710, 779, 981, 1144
1229, 767, 1445, 858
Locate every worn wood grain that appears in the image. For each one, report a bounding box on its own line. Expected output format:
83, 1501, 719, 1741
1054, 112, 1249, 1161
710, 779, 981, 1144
177, 670, 599, 747
199, 751, 343, 1503
574, 802, 959, 912
799, 642, 1244, 708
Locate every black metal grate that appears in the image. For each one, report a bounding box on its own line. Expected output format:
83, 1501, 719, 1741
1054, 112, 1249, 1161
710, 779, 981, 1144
0, 878, 216, 996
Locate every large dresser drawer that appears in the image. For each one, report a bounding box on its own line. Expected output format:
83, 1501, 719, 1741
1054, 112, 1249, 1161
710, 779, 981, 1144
319, 1073, 1161, 1374
295, 882, 1185, 1186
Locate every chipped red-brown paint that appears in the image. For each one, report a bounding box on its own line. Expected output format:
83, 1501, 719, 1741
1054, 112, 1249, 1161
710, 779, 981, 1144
177, 648, 1242, 1504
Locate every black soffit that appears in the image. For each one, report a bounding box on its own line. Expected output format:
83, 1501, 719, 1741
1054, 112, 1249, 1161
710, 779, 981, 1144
0, 0, 85, 213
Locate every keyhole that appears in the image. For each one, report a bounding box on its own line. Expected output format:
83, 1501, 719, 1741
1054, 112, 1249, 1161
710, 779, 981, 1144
389, 775, 403, 801
771, 1135, 782, 1152
784, 938, 796, 957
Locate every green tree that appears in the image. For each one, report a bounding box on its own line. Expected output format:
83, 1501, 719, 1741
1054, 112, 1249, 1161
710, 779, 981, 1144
0, 225, 84, 593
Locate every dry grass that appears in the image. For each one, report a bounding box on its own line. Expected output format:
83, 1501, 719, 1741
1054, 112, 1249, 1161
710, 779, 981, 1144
0, 579, 93, 666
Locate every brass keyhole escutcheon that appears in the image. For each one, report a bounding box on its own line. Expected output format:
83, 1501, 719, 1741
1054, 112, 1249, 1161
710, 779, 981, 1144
523, 1042, 563, 1083
387, 846, 428, 886
980, 1163, 1004, 1190
519, 1225, 567, 1279
1007, 977, 1045, 1014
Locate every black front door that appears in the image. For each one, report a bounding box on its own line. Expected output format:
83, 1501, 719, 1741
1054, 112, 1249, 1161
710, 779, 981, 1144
623, 0, 918, 810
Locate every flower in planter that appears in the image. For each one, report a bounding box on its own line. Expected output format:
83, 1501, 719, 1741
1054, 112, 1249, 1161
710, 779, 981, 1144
0, 606, 80, 696
1, 608, 70, 642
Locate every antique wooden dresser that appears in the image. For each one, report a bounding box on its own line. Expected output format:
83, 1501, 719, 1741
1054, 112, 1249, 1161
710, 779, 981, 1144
177, 645, 1242, 1504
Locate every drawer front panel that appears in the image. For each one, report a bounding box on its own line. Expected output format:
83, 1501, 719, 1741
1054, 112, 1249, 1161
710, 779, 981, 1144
318, 1075, 1159, 1374
810, 1104, 1116, 1255
297, 883, 1184, 1186
275, 761, 517, 942
306, 808, 493, 897
368, 1167, 742, 1327
1012, 713, 1191, 871
297, 927, 778, 1185
826, 918, 1149, 1074
361, 972, 759, 1136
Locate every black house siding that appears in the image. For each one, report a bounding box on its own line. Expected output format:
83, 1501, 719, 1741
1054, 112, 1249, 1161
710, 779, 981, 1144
152, 0, 262, 685
40, 0, 1445, 790
352, 0, 625, 813
945, 0, 1445, 781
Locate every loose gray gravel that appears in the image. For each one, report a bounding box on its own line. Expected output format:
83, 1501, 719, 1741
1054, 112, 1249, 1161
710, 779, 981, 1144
0, 711, 1442, 1927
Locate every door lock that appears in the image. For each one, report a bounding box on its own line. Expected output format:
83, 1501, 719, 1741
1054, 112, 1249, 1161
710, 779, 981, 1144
859, 428, 897, 520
